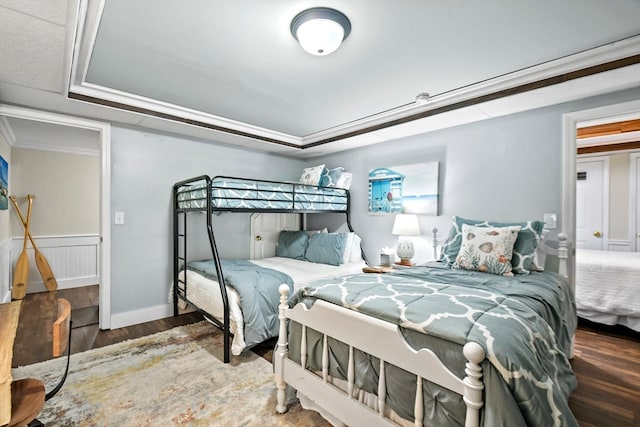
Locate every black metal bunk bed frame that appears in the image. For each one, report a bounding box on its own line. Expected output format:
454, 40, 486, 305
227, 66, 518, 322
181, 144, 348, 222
172, 175, 364, 363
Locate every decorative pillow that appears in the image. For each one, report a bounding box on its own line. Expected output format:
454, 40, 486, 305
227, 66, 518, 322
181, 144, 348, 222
320, 167, 345, 187
440, 216, 544, 274
335, 172, 352, 190
304, 232, 348, 266
452, 224, 520, 276
300, 165, 325, 186
276, 230, 308, 260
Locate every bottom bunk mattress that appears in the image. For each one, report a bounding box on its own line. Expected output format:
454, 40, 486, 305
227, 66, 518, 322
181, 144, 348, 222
575, 248, 640, 331
176, 257, 366, 355
284, 266, 578, 427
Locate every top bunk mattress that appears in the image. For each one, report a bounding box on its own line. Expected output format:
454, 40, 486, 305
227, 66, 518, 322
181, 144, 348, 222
176, 176, 348, 212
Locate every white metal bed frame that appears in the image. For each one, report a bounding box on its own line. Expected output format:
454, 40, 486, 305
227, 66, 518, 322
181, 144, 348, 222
274, 231, 570, 426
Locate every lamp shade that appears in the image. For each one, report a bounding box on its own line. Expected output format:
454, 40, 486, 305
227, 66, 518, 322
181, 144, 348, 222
392, 214, 421, 236
291, 7, 351, 56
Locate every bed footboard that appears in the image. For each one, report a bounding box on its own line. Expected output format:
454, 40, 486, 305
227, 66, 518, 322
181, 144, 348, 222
274, 285, 485, 427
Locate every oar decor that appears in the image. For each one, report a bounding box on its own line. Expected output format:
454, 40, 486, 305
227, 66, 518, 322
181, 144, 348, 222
10, 195, 58, 299
10, 195, 32, 299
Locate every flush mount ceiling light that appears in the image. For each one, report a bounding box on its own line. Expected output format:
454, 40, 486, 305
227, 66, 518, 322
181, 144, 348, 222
291, 7, 351, 56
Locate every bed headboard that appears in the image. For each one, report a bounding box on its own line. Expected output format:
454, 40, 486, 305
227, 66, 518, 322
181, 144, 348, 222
250, 213, 301, 259
537, 233, 570, 277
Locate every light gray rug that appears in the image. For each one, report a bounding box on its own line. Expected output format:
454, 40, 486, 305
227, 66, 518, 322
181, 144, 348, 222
12, 321, 328, 426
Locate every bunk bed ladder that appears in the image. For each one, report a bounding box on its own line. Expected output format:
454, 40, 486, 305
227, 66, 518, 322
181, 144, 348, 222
173, 175, 232, 363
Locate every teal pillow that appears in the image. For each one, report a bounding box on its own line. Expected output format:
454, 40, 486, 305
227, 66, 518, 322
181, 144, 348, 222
276, 230, 308, 260
320, 167, 345, 187
304, 233, 348, 266
440, 216, 544, 274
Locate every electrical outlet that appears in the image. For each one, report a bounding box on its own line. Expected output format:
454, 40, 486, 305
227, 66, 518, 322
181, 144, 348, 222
543, 213, 557, 229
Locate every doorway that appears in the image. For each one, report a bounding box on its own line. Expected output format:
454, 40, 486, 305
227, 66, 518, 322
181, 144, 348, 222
0, 104, 112, 329
562, 99, 640, 289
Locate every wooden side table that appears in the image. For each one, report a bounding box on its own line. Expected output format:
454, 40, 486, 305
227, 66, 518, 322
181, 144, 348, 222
0, 300, 22, 425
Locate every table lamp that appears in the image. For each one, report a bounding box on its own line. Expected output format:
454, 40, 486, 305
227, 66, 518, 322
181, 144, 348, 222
392, 214, 421, 266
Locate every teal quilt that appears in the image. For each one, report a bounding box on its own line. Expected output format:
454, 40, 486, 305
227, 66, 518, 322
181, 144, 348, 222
188, 259, 293, 350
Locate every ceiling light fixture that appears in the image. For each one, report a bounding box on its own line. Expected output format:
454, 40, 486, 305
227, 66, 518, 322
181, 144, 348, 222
290, 7, 351, 56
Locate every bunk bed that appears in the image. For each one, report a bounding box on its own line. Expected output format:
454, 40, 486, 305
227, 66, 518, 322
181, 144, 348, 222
172, 175, 366, 363
274, 229, 578, 427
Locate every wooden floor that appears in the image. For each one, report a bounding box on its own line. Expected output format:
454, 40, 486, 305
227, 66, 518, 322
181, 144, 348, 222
12, 286, 640, 427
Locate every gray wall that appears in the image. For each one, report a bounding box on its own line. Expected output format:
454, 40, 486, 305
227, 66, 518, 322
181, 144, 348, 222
306, 87, 640, 265
108, 86, 639, 318
110, 127, 304, 314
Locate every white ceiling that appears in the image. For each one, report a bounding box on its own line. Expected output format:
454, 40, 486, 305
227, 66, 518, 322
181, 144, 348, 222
1, 0, 639, 158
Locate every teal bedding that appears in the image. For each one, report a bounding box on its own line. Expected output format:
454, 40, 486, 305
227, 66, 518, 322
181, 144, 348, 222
288, 265, 577, 427
176, 177, 348, 211
187, 259, 293, 350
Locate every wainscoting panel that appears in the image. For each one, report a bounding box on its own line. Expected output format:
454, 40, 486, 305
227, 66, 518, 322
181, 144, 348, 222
10, 235, 100, 293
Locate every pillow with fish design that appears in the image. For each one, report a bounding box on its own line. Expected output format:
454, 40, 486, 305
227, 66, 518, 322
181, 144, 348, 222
452, 224, 521, 276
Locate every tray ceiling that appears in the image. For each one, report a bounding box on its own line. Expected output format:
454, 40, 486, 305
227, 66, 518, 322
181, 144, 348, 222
1, 0, 639, 157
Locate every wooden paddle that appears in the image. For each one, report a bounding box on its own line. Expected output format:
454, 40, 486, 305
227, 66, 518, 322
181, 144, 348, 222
11, 195, 32, 300
9, 195, 58, 292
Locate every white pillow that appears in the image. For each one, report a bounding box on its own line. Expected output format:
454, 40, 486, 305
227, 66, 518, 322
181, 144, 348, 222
349, 234, 363, 263
307, 228, 328, 237
335, 172, 352, 190
300, 165, 325, 186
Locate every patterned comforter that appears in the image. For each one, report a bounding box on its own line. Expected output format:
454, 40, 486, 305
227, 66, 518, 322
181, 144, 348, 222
176, 177, 348, 211
289, 265, 577, 427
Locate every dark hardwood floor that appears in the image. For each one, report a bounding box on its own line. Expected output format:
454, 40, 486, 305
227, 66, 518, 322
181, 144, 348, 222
12, 287, 640, 426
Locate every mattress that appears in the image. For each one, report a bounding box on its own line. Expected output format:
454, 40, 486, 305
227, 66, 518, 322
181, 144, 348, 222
575, 248, 640, 331
177, 257, 367, 355
176, 177, 348, 211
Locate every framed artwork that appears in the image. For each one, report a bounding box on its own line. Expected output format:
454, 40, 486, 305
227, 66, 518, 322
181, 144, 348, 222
0, 155, 7, 210
368, 161, 439, 215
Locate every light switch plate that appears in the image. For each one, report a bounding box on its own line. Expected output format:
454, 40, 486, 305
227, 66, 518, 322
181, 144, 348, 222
115, 211, 125, 225
543, 213, 557, 229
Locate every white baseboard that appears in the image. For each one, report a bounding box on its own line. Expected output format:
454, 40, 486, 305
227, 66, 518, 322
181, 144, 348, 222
109, 303, 173, 330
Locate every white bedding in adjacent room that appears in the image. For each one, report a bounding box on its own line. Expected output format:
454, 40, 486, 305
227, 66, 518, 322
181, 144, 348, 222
575, 248, 640, 331
177, 257, 367, 354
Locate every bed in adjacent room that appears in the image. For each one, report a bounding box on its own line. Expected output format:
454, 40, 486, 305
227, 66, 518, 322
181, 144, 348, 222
274, 216, 578, 427
575, 248, 640, 332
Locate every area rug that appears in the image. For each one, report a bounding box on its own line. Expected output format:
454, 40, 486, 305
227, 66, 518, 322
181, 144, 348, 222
12, 321, 329, 426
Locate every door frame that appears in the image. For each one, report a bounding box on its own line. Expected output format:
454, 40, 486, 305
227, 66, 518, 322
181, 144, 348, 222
0, 104, 112, 329
631, 152, 640, 251
562, 99, 640, 289
575, 155, 610, 250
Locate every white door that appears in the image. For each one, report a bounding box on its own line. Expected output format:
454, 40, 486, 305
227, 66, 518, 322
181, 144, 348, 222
576, 157, 609, 249
250, 213, 300, 259
635, 153, 640, 251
